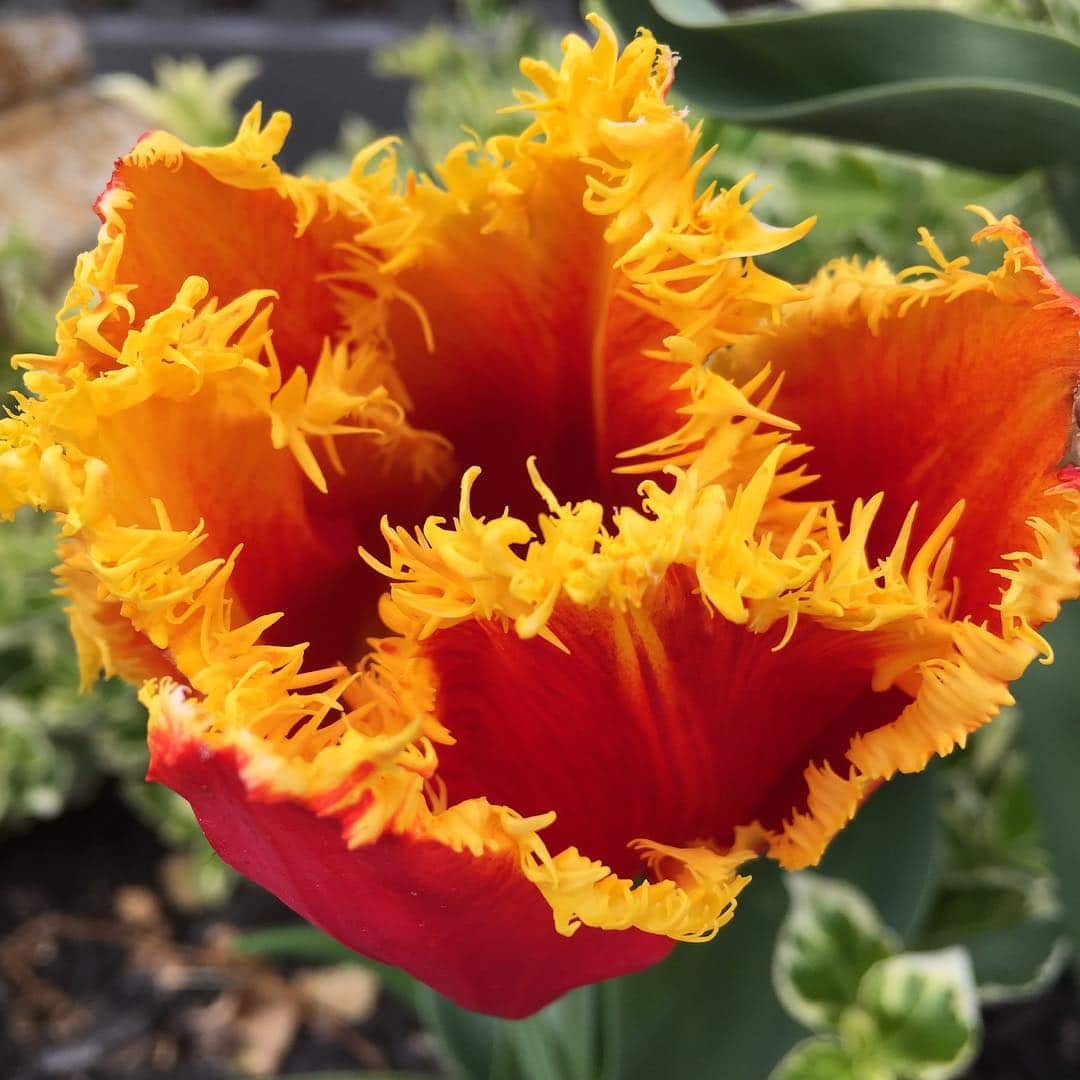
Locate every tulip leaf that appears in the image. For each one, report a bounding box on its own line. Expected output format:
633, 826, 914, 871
413, 987, 500, 1080
851, 947, 981, 1076
1046, 164, 1080, 250
600, 859, 802, 1080
232, 923, 361, 965
605, 1, 1080, 174
488, 986, 600, 1080
275, 1074, 433, 1080
1014, 599, 1080, 972
817, 766, 941, 942
773, 873, 899, 1032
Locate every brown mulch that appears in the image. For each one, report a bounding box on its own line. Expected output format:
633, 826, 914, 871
4, 786, 1080, 1079
0, 788, 439, 1079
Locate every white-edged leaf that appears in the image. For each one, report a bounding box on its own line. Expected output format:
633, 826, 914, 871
968, 923, 1072, 1005
852, 947, 981, 1079
774, 873, 900, 1030
770, 1036, 863, 1080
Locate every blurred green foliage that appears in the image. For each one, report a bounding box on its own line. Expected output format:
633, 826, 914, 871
302, 1, 563, 179
0, 498, 216, 843
696, 127, 1080, 289
798, 0, 1079, 33
0, 230, 55, 376
0, 508, 131, 827
925, 712, 1058, 942
95, 56, 262, 147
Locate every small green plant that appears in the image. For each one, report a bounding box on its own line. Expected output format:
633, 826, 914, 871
0, 233, 226, 888
304, 0, 563, 181
772, 874, 982, 1080
95, 56, 261, 147
0, 509, 140, 830
0, 230, 56, 381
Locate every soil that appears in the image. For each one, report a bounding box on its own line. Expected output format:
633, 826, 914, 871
3, 787, 1080, 1079
0, 787, 440, 1079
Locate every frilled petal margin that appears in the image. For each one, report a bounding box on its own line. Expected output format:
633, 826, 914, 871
723, 214, 1080, 627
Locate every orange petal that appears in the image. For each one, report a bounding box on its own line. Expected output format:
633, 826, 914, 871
78, 108, 364, 375
6, 116, 454, 675
379, 16, 809, 516
725, 212, 1080, 625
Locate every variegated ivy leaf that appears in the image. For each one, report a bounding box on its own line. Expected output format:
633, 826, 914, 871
770, 1036, 866, 1080
847, 947, 981, 1079
774, 873, 900, 1030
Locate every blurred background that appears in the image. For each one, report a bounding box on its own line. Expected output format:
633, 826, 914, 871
2, 0, 1080, 1077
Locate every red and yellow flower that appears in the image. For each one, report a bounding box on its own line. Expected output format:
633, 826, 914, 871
3, 16, 1079, 1018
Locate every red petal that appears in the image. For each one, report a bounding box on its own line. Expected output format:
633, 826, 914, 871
428, 567, 891, 878
150, 730, 673, 1018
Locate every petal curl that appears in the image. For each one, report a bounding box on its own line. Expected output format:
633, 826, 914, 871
3, 114, 454, 674
705, 212, 1080, 865
61, 106, 409, 377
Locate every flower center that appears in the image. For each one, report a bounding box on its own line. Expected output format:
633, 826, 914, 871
383, 192, 685, 519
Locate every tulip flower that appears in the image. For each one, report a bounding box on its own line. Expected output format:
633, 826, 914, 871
2, 16, 1078, 1018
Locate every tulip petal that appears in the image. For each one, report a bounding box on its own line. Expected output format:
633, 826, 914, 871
725, 212, 1080, 625
70, 106, 407, 378
376, 15, 811, 514
147, 686, 673, 1018
3, 116, 456, 672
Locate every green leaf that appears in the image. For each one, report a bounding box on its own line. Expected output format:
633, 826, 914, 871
605, 1, 1080, 174
771, 1036, 864, 1080
407, 981, 600, 1080
934, 711, 1050, 886
1045, 164, 1080, 249
774, 873, 899, 1031
851, 947, 980, 1077
233, 924, 366, 965
273, 1074, 435, 1080
412, 987, 499, 1080
918, 714, 1061, 989
1014, 599, 1080, 976
920, 865, 1057, 955
600, 860, 803, 1080
962, 917, 1070, 1004
818, 766, 941, 943
480, 987, 599, 1080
